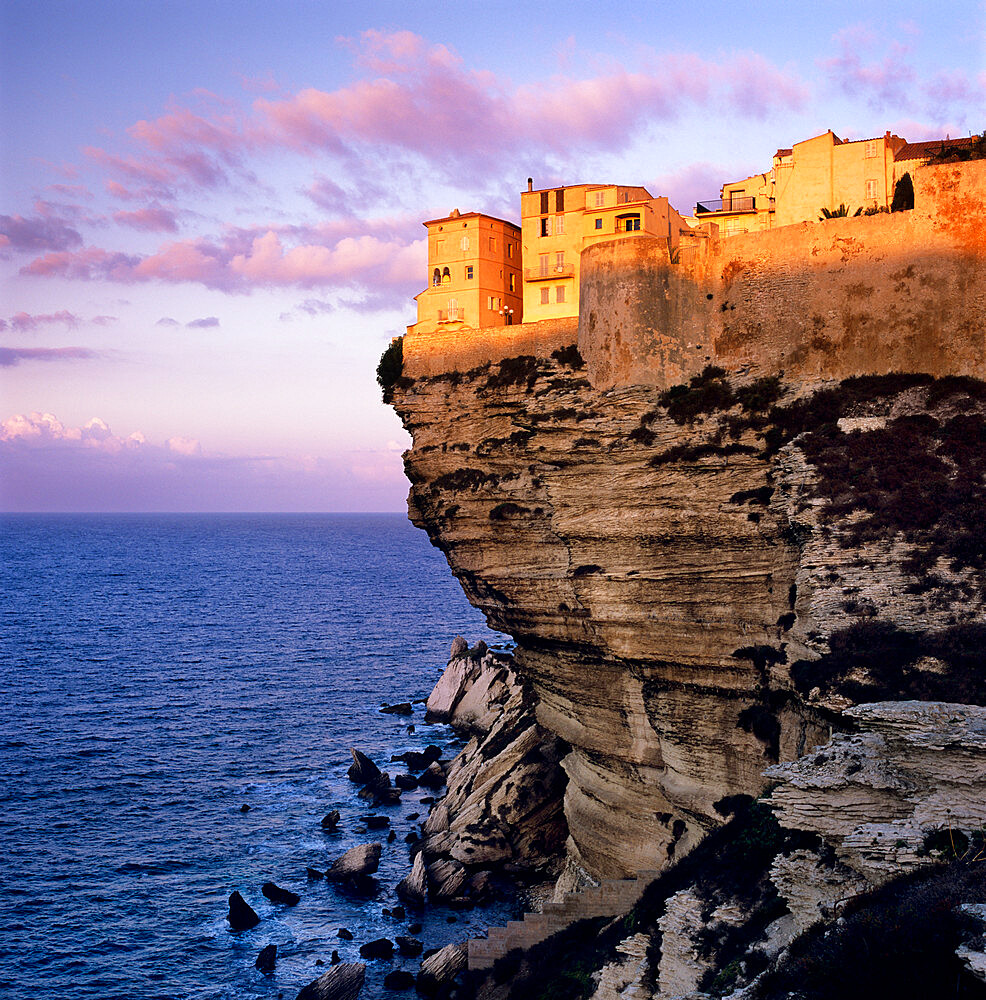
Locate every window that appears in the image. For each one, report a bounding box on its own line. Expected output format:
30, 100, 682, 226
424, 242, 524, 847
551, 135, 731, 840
432, 267, 441, 286
447, 298, 458, 321
865, 179, 878, 199
489, 237, 496, 251
540, 191, 549, 214
540, 217, 551, 237
507, 243, 513, 258
617, 214, 640, 232
556, 252, 565, 270
555, 189, 565, 212
556, 285, 565, 303
540, 287, 550, 305
441, 267, 451, 284
555, 214, 564, 235
460, 235, 469, 251
465, 266, 473, 280
594, 218, 603, 230
488, 296, 500, 310
509, 273, 515, 292
538, 253, 549, 276
865, 140, 877, 158
594, 191, 604, 207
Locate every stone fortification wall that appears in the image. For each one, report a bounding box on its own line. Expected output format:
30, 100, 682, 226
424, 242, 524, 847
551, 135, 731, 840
402, 316, 578, 378
579, 159, 986, 389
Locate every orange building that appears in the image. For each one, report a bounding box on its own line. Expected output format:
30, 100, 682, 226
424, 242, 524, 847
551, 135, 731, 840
409, 209, 522, 334
520, 182, 690, 322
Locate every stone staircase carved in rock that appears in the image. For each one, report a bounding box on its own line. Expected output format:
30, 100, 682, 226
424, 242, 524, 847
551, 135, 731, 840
467, 870, 661, 971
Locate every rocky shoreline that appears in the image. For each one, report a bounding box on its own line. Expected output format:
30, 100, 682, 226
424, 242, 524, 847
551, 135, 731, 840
225, 636, 563, 999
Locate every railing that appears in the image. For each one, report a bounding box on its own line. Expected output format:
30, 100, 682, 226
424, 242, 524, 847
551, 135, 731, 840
524, 263, 575, 281
695, 196, 756, 214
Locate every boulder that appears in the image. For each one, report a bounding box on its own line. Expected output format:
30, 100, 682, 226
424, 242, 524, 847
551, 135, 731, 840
226, 891, 260, 930
416, 942, 467, 996
337, 927, 354, 940
306, 867, 325, 880
360, 815, 390, 830
330, 950, 340, 965
296, 962, 365, 1000
396, 936, 424, 957
418, 761, 446, 789
255, 943, 276, 973
359, 937, 394, 960
387, 830, 397, 843
383, 969, 416, 990
262, 881, 300, 906
321, 810, 341, 830
396, 852, 427, 904
449, 635, 468, 659
374, 785, 402, 805
326, 842, 381, 881
427, 859, 467, 900
394, 773, 418, 791
392, 745, 443, 771
381, 702, 413, 715
425, 657, 475, 721
347, 749, 382, 786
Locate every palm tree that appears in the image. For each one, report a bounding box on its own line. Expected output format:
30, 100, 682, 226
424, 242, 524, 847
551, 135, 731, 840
819, 203, 863, 220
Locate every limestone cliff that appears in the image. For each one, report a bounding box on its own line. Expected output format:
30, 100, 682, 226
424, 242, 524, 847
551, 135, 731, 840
392, 352, 986, 886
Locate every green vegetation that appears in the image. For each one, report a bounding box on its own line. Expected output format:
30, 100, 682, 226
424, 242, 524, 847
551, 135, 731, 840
551, 344, 586, 369
891, 172, 914, 211
376, 335, 405, 402
818, 203, 863, 219
749, 858, 986, 1000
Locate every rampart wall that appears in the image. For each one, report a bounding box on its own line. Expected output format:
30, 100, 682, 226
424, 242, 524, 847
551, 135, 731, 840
402, 316, 578, 378
402, 160, 985, 388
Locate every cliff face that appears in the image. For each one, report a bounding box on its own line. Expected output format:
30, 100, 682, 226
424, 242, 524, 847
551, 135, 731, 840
392, 353, 986, 884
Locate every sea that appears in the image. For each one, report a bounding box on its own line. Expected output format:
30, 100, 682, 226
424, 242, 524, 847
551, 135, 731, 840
0, 513, 516, 1000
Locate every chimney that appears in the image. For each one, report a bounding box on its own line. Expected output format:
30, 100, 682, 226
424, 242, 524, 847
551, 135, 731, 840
527, 177, 533, 192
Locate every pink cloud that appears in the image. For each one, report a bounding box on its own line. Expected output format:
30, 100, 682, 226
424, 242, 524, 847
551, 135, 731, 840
91, 315, 118, 326
5, 310, 81, 332
113, 206, 179, 232
821, 26, 916, 110
23, 246, 141, 280
0, 347, 99, 367
0, 213, 83, 252
186, 316, 219, 328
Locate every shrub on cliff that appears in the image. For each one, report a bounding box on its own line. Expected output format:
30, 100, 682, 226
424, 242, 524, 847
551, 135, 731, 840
659, 366, 734, 423
749, 858, 986, 1000
891, 172, 915, 211
377, 336, 404, 402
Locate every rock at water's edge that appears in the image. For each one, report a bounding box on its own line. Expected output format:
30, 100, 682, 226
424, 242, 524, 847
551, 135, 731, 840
227, 891, 260, 930
359, 937, 394, 959
255, 943, 277, 973
396, 852, 428, 903
347, 749, 382, 786
326, 842, 381, 881
295, 962, 366, 1000
262, 881, 300, 906
417, 942, 467, 996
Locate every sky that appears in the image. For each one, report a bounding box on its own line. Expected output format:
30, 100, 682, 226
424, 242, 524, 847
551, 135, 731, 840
1, 0, 983, 512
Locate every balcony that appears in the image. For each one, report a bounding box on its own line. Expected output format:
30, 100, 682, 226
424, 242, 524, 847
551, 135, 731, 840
437, 309, 464, 323
695, 196, 756, 215
524, 263, 575, 281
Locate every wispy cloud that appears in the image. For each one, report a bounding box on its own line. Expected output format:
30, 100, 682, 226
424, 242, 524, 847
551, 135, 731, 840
0, 213, 84, 252
113, 205, 179, 232
0, 346, 99, 367
2, 310, 81, 332
186, 316, 219, 328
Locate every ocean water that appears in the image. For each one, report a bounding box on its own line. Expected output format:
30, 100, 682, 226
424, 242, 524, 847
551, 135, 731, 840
0, 513, 514, 999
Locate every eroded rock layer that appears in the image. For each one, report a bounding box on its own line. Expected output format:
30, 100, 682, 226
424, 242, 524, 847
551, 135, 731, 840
393, 353, 986, 882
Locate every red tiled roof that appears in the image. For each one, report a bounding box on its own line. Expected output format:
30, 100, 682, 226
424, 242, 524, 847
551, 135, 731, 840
895, 136, 976, 160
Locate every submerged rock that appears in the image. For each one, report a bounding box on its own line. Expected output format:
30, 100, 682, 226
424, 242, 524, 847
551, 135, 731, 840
295, 962, 365, 1000
226, 891, 260, 930
418, 761, 446, 789
307, 866, 325, 880
396, 935, 423, 957
326, 842, 382, 881
255, 943, 276, 973
383, 969, 415, 990
321, 810, 341, 830
337, 927, 354, 940
381, 702, 413, 715
262, 881, 300, 906
359, 937, 394, 960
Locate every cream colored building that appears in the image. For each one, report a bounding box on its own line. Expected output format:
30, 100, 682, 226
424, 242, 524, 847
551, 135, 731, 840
409, 210, 522, 334
697, 130, 908, 234
519, 182, 690, 323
